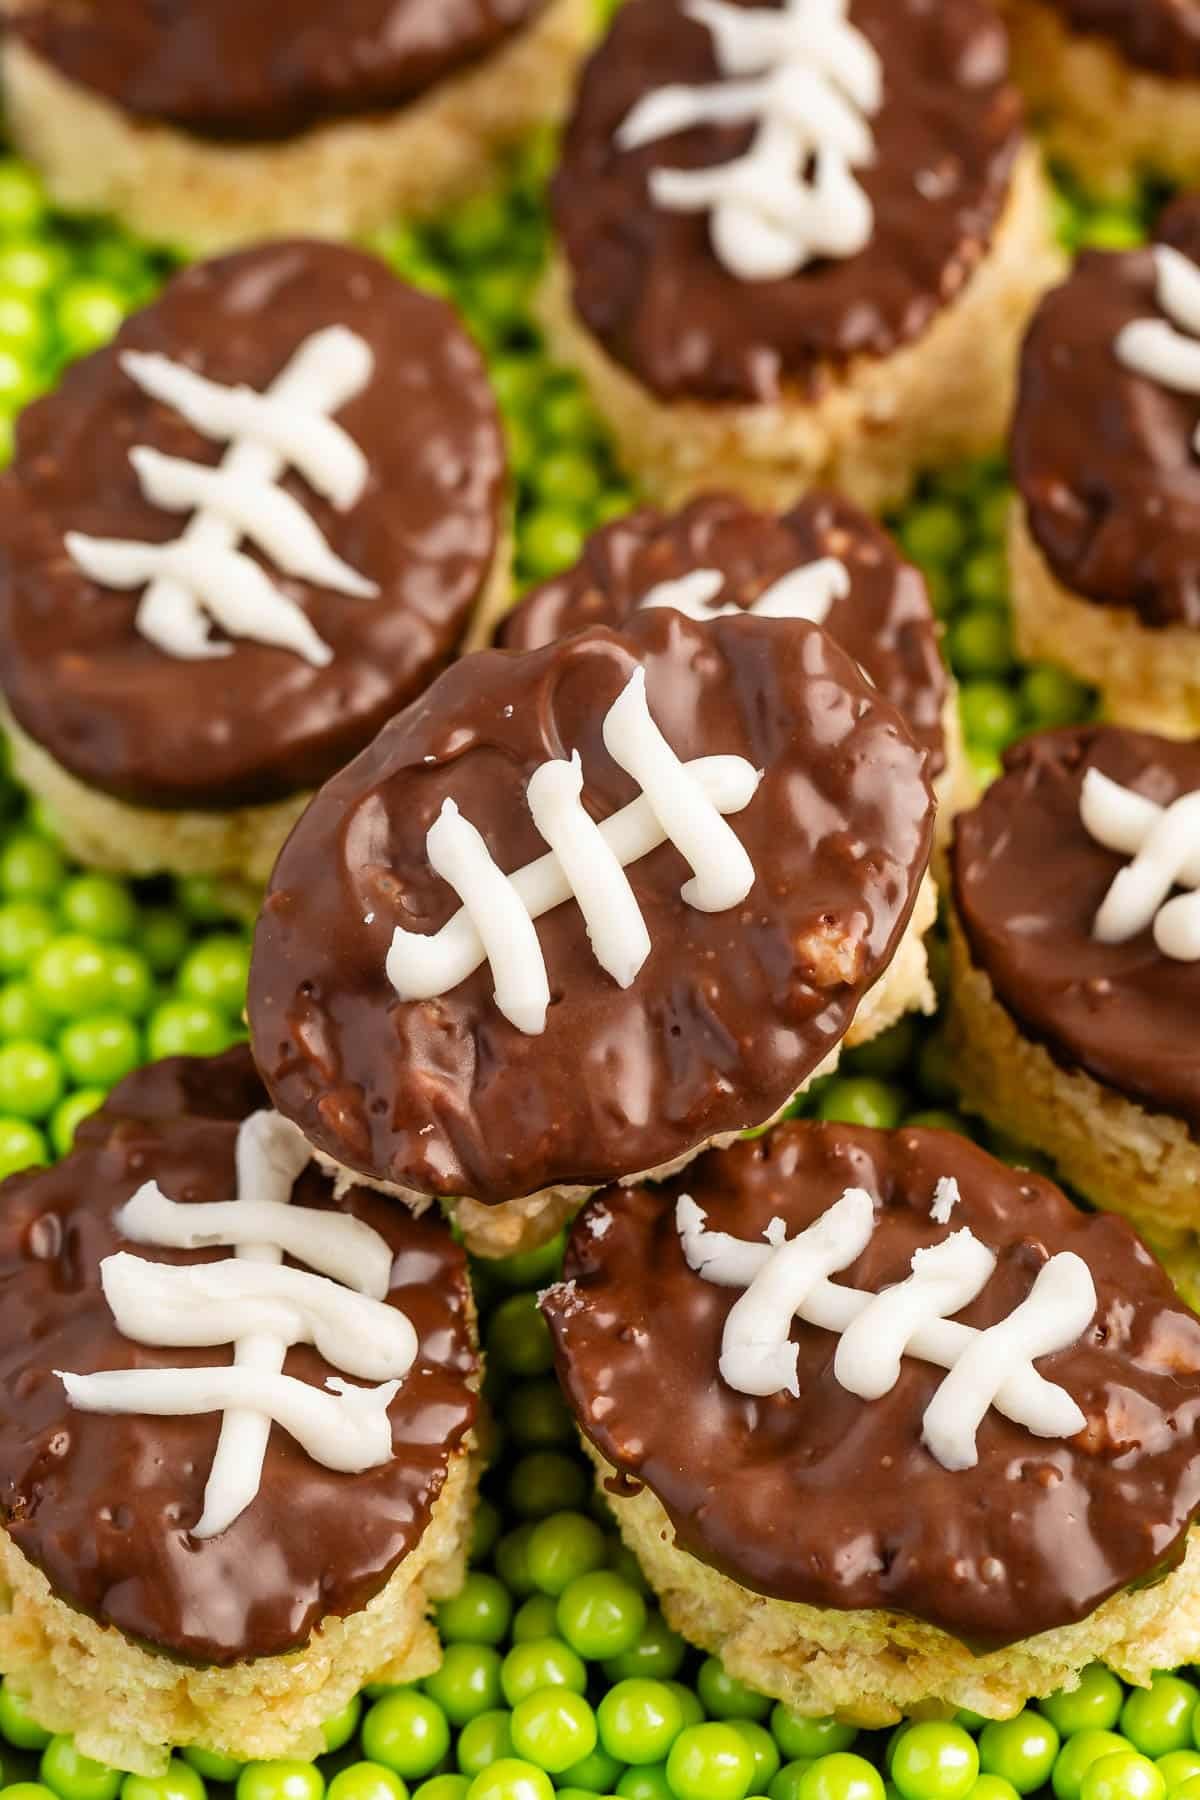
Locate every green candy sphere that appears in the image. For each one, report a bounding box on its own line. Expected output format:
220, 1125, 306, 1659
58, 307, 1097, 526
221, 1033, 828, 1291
666, 1723, 758, 1800
979, 1711, 1060, 1794
891, 1723, 980, 1800
361, 1694, 451, 1782
1080, 1753, 1166, 1800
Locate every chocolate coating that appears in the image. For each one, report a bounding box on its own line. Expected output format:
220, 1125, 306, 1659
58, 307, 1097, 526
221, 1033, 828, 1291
498, 492, 949, 779
1011, 196, 1200, 630
1037, 0, 1200, 78
0, 1047, 478, 1666
8, 0, 551, 141
0, 239, 506, 810
248, 609, 935, 1206
552, 0, 1024, 405
544, 1121, 1200, 1646
953, 725, 1200, 1134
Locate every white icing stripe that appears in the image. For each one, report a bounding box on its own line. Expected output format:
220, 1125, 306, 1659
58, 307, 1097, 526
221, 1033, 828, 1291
202, 1107, 313, 1542
61, 1107, 413, 1539
1081, 767, 1200, 962
114, 1180, 395, 1299
65, 325, 377, 667
129, 449, 376, 597
427, 799, 551, 1040
641, 557, 849, 624
718, 1187, 876, 1395
1117, 245, 1200, 460
604, 670, 756, 912
386, 673, 761, 1034
834, 1229, 996, 1402
59, 1368, 400, 1474
921, 1253, 1096, 1472
526, 752, 652, 990
100, 1253, 418, 1384
616, 0, 881, 282
677, 1190, 1096, 1470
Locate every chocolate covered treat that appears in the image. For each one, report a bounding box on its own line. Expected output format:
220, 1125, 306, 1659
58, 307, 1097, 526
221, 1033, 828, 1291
543, 1121, 1200, 1721
539, 0, 1062, 514
998, 0, 1200, 197
0, 0, 592, 251
0, 1047, 479, 1774
1010, 197, 1200, 738
949, 725, 1200, 1256
492, 491, 974, 843
0, 238, 509, 881
248, 607, 937, 1259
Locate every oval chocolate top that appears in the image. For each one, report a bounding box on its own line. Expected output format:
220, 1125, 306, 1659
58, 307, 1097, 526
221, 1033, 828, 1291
248, 609, 935, 1207
1036, 0, 1200, 78
0, 239, 506, 811
543, 1120, 1200, 1646
953, 725, 1200, 1134
498, 492, 948, 779
8, 0, 552, 141
1011, 197, 1200, 630
0, 1047, 478, 1666
551, 0, 1023, 406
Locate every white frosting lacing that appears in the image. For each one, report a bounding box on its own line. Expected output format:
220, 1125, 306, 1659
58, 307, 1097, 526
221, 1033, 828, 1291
640, 556, 850, 623
1081, 766, 1200, 961
386, 668, 761, 1035
65, 327, 378, 666
616, 0, 882, 282
59, 1109, 415, 1538
677, 1186, 1096, 1470
1116, 243, 1200, 455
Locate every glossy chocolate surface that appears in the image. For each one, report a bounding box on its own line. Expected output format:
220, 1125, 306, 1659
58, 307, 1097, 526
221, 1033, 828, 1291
1038, 0, 1200, 78
9, 0, 551, 140
953, 725, 1200, 1133
0, 1048, 478, 1665
544, 1121, 1200, 1645
0, 239, 506, 810
551, 0, 1023, 404
1011, 197, 1200, 629
248, 609, 935, 1206
498, 492, 949, 778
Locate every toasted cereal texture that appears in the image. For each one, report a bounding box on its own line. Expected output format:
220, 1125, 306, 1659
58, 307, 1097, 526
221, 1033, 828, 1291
319, 872, 938, 1259
946, 905, 1200, 1248
537, 144, 1062, 516
0, 1437, 478, 1777
584, 1438, 1200, 1725
1009, 504, 1200, 741
0, 0, 593, 252
997, 0, 1200, 200
0, 534, 512, 882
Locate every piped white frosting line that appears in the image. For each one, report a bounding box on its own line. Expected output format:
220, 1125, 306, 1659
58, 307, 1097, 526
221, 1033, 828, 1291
616, 0, 882, 282
65, 325, 377, 667
677, 1190, 1095, 1470
99, 1253, 418, 1384
60, 1107, 414, 1539
387, 670, 761, 1034
115, 1178, 395, 1300
1081, 766, 1200, 961
59, 1368, 401, 1474
1117, 244, 1200, 459
640, 556, 849, 624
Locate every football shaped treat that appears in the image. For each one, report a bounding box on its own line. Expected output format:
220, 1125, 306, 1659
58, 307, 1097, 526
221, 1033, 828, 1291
540, 0, 1061, 512
544, 1121, 1200, 1721
249, 607, 936, 1256
0, 239, 509, 881
0, 1048, 479, 1774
